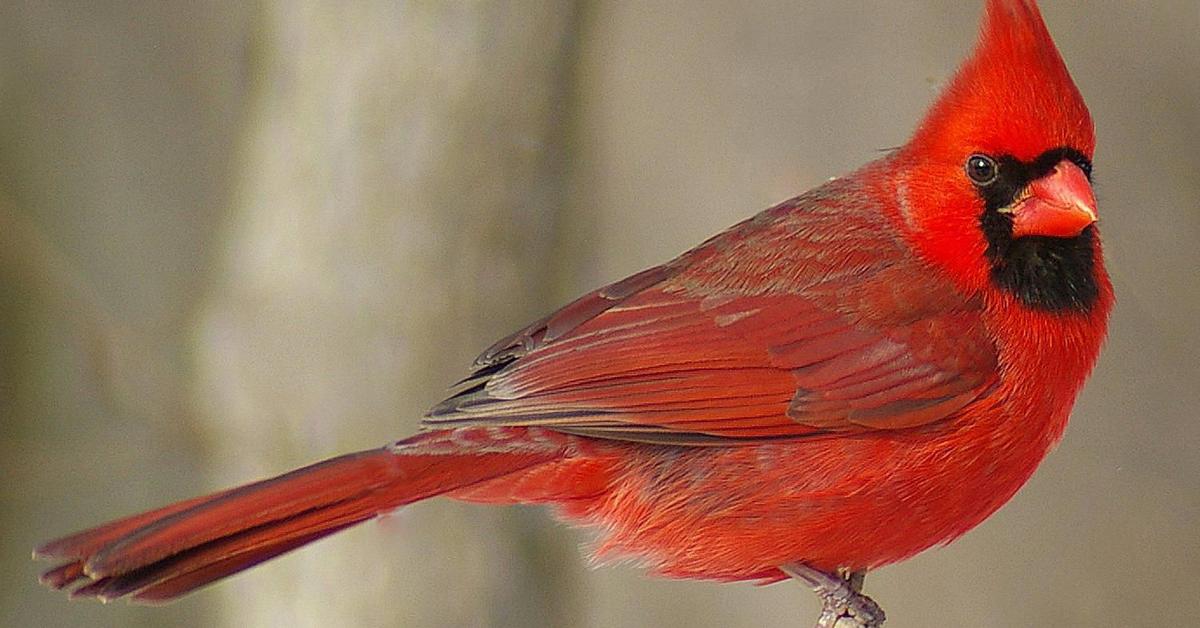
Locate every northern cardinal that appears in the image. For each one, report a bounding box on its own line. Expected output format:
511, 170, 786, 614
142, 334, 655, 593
36, 0, 1110, 622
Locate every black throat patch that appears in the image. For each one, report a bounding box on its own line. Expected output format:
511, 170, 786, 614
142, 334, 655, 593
977, 147, 1100, 313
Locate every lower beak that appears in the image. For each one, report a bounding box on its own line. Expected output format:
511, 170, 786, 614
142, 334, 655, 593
1000, 160, 1098, 238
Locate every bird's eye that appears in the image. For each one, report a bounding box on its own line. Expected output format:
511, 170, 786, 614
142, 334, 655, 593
965, 154, 999, 186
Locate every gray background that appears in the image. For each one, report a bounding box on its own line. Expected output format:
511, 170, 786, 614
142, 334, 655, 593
2, 2, 1197, 627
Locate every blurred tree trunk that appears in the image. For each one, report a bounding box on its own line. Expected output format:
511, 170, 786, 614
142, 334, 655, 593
191, 2, 582, 627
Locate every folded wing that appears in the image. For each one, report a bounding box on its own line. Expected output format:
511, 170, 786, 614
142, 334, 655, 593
426, 187, 998, 445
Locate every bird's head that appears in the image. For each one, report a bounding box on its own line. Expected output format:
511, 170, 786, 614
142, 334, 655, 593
895, 0, 1105, 314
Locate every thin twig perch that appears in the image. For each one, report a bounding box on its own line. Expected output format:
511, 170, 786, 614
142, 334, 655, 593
782, 564, 886, 628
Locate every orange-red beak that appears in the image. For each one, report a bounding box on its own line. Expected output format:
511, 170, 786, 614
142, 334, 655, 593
1001, 160, 1097, 238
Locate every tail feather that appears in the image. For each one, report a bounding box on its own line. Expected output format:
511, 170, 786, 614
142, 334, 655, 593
36, 432, 563, 602
75, 520, 360, 603
86, 450, 406, 577
128, 522, 359, 603
35, 489, 239, 564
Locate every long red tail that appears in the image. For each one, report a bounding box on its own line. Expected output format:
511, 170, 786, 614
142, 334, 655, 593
35, 430, 562, 603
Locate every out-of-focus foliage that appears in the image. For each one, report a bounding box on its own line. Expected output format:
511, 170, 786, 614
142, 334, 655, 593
2, 2, 1197, 627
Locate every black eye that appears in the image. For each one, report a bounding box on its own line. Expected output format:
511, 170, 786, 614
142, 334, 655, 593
965, 154, 999, 186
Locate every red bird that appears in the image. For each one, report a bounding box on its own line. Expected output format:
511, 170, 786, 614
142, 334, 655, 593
36, 1, 1110, 623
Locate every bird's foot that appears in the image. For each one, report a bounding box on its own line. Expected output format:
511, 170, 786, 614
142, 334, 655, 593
781, 564, 885, 628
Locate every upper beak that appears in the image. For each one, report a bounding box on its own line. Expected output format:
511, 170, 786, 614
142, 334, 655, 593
1000, 160, 1098, 238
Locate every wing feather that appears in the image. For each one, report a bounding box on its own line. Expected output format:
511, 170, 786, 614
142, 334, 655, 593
425, 182, 999, 445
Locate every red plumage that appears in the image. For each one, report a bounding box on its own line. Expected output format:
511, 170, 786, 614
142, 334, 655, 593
36, 0, 1112, 614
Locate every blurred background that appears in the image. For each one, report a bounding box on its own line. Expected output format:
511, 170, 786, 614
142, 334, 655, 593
2, 2, 1197, 627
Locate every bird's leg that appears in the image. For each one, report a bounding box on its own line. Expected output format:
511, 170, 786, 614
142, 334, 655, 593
780, 563, 885, 628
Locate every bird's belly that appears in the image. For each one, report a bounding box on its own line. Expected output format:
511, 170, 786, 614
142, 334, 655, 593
579, 423, 1053, 581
